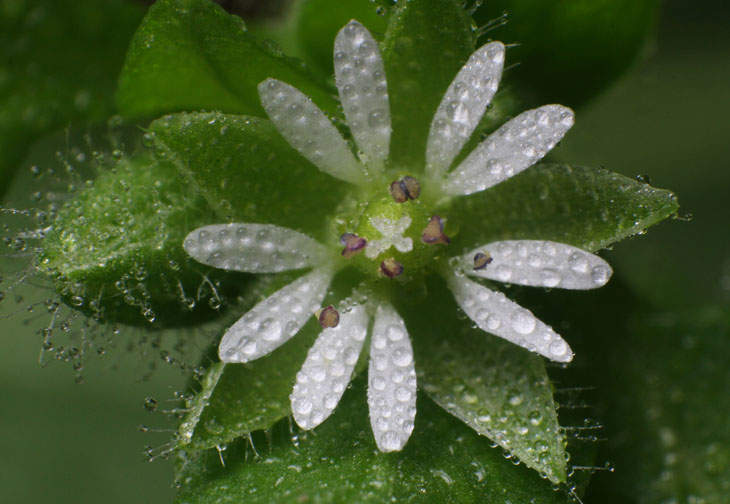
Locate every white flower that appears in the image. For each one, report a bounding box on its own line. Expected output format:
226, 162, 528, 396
183, 20, 612, 453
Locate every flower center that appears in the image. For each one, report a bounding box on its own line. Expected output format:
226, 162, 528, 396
336, 177, 450, 278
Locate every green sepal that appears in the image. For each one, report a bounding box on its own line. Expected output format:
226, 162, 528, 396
179, 303, 319, 450
381, 0, 476, 169
148, 112, 350, 242
399, 275, 568, 483
36, 155, 230, 324
448, 163, 679, 253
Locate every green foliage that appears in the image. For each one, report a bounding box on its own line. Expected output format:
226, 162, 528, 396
381, 0, 476, 168
573, 298, 730, 502
175, 377, 574, 504
117, 0, 336, 119
294, 0, 389, 74
0, 0, 144, 197
148, 112, 348, 241
36, 155, 224, 324
401, 276, 567, 483
474, 0, 662, 107
449, 163, 679, 252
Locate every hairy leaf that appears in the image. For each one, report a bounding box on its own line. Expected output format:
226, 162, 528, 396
36, 155, 227, 324
179, 309, 319, 451
175, 378, 574, 503
449, 163, 679, 252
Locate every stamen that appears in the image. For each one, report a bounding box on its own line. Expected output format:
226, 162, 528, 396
401, 176, 421, 200
316, 305, 340, 328
388, 176, 421, 203
379, 257, 404, 278
473, 251, 493, 270
389, 181, 408, 203
421, 215, 450, 245
340, 233, 367, 258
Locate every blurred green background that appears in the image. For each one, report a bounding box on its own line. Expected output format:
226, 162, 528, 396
1, 0, 728, 502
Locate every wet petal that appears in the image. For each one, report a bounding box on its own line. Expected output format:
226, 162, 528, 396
445, 272, 573, 362
183, 223, 326, 273
444, 105, 574, 195
291, 303, 369, 429
334, 20, 391, 170
462, 240, 612, 289
218, 268, 334, 363
258, 78, 365, 184
426, 42, 504, 179
368, 303, 417, 452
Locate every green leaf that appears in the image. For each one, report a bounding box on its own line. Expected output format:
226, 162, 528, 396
180, 311, 319, 451
398, 277, 567, 484
382, 0, 476, 168
117, 0, 336, 119
0, 0, 144, 197
584, 304, 730, 502
149, 112, 349, 241
293, 0, 389, 75
473, 0, 661, 107
37, 154, 228, 324
448, 163, 679, 253
175, 377, 574, 503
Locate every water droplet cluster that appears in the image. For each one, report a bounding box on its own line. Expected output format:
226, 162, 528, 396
184, 223, 325, 273
367, 304, 417, 452
447, 273, 573, 362
291, 304, 368, 429
427, 42, 505, 176
259, 79, 364, 185
219, 268, 333, 363
334, 20, 391, 168
444, 105, 574, 195
464, 240, 612, 289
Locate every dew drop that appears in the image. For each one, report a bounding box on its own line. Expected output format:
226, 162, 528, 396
568, 252, 589, 273
392, 348, 413, 367
549, 340, 567, 357
143, 397, 158, 412
591, 265, 610, 285
510, 310, 536, 334
539, 269, 561, 288
367, 109, 387, 127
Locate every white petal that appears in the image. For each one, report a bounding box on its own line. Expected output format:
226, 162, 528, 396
291, 303, 369, 429
446, 272, 573, 362
334, 20, 391, 170
258, 78, 365, 184
462, 240, 612, 289
218, 268, 334, 363
368, 303, 417, 452
444, 105, 574, 195
426, 42, 504, 179
183, 223, 326, 273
